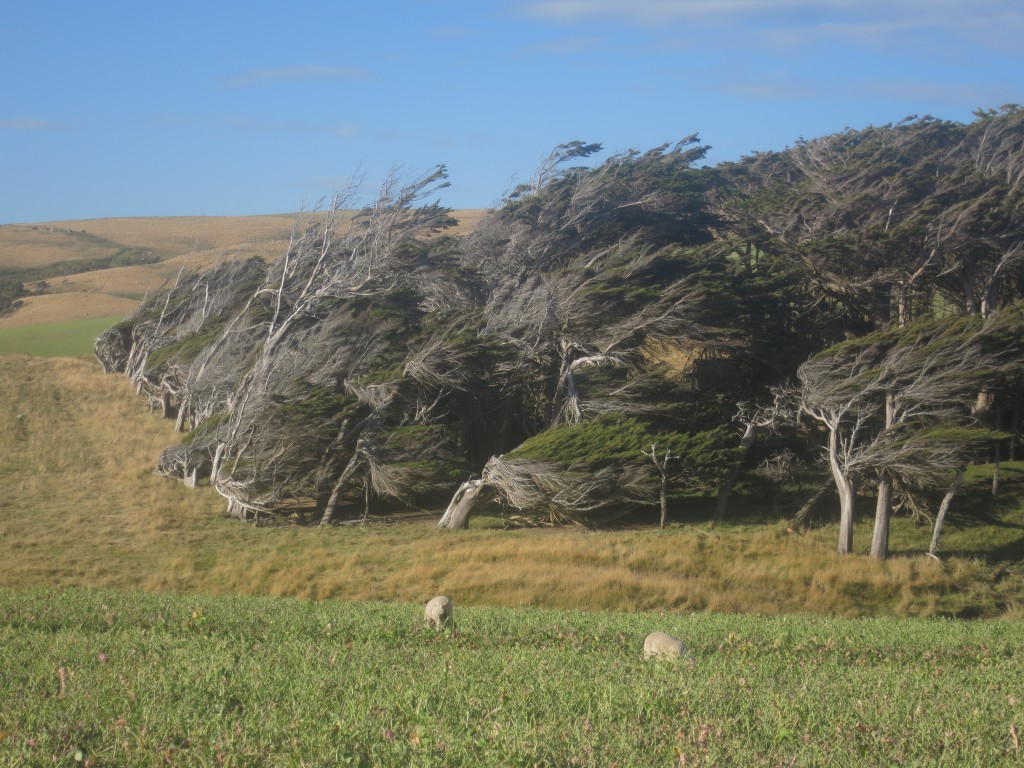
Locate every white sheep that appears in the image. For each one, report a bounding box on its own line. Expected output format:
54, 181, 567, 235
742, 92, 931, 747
424, 595, 454, 631
643, 631, 686, 660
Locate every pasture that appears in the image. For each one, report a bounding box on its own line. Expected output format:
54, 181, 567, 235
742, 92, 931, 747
1, 210, 1022, 766
1, 587, 1022, 766
1, 355, 1022, 617
0, 317, 126, 357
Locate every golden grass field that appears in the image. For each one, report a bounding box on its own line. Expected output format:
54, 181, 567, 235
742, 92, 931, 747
2, 210, 1022, 619
1, 354, 1020, 618
0, 209, 487, 327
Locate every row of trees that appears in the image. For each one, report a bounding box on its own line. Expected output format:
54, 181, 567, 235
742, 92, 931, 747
96, 108, 1024, 559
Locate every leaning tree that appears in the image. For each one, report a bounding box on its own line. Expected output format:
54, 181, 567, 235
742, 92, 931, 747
786, 310, 1022, 557
435, 138, 739, 528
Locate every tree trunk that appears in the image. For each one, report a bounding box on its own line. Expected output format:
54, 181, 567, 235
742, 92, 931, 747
210, 442, 225, 484
319, 451, 363, 527
929, 468, 965, 557
159, 388, 174, 420
870, 391, 896, 559
870, 475, 893, 559
836, 476, 857, 554
318, 481, 345, 527
788, 480, 832, 531
992, 442, 1000, 497
827, 425, 856, 554
437, 479, 489, 530
362, 481, 372, 522
174, 399, 188, 432
659, 472, 668, 529
712, 423, 757, 526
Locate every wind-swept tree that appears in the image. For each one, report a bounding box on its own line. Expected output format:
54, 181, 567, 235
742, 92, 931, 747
436, 138, 733, 527
788, 311, 1021, 556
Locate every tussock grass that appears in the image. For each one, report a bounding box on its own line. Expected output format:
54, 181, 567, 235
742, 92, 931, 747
1, 357, 1022, 618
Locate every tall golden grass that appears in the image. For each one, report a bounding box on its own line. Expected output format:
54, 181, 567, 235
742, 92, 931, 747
1, 355, 1016, 617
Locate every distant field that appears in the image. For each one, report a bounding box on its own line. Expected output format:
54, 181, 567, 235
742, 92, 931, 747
0, 210, 486, 333
0, 293, 138, 331
0, 316, 124, 357
0, 226, 126, 269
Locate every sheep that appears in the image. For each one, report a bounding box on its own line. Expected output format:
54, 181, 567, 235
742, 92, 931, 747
643, 631, 686, 660
424, 595, 454, 631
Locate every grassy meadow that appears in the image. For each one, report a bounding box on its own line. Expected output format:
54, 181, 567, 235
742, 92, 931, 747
0, 317, 127, 357
0, 358, 1022, 766
1, 209, 1022, 765
2, 587, 1022, 767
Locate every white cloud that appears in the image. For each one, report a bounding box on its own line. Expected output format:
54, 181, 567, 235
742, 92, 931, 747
714, 73, 820, 102
223, 66, 372, 88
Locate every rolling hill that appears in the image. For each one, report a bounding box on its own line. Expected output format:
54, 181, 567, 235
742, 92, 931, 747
0, 210, 486, 332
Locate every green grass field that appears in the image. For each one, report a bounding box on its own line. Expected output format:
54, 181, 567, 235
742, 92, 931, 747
0, 317, 122, 357
1, 354, 1022, 766
1, 587, 1021, 767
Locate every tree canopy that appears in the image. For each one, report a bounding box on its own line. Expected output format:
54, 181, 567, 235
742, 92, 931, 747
97, 107, 1024, 556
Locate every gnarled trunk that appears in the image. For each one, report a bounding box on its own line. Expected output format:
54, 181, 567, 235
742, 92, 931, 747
870, 391, 896, 559
437, 479, 489, 529
836, 475, 857, 554
787, 479, 832, 532
929, 467, 965, 557
827, 424, 856, 554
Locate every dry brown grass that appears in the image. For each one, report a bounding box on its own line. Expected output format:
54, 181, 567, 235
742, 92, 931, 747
0, 293, 140, 329
0, 225, 123, 269
3, 210, 486, 328
1, 356, 1001, 617
24, 214, 300, 255
21, 209, 484, 259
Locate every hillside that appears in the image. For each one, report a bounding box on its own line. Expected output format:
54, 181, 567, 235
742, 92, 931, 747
1, 354, 1022, 616
0, 209, 486, 330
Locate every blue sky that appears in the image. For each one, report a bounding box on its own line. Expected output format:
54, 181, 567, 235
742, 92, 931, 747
2, 0, 1022, 223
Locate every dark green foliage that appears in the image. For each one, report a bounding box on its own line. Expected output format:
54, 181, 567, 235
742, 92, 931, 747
145, 326, 224, 370
98, 112, 1024, 534
510, 415, 735, 494
270, 383, 363, 438
183, 412, 229, 446
510, 415, 658, 465
0, 274, 27, 315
